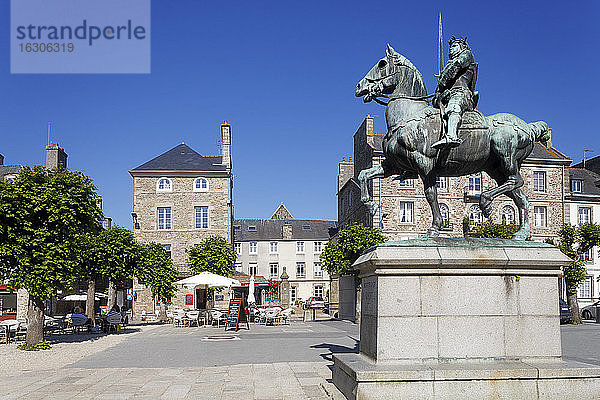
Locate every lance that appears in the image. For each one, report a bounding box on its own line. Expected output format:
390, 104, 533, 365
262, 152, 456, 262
438, 12, 443, 76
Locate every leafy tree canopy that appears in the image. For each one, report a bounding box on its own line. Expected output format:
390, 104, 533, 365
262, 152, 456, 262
469, 219, 519, 239
137, 242, 178, 301
0, 166, 102, 299
321, 223, 386, 276
93, 227, 139, 283
187, 236, 236, 276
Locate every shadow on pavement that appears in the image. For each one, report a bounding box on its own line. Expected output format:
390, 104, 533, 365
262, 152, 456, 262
310, 336, 359, 363
44, 327, 141, 344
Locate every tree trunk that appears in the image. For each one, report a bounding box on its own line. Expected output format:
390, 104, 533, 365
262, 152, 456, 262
25, 295, 44, 345
158, 300, 168, 323
107, 281, 117, 311
566, 279, 582, 324
86, 278, 96, 325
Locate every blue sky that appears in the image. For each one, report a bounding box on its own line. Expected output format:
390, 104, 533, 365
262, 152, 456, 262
1, 1, 599, 227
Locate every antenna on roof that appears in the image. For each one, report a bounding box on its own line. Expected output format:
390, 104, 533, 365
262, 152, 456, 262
47, 122, 51, 146
583, 149, 594, 168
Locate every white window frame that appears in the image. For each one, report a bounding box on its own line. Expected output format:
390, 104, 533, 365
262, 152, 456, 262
249, 263, 258, 276
577, 276, 593, 299
501, 205, 516, 225
296, 241, 305, 253
296, 262, 305, 278
469, 204, 482, 224
157, 177, 172, 192
249, 242, 257, 254
193, 177, 209, 192
290, 286, 297, 302
195, 206, 209, 229
533, 206, 547, 227
234, 243, 241, 255
269, 242, 278, 253
314, 262, 323, 278
314, 285, 324, 298
468, 174, 481, 194
571, 179, 584, 193
436, 177, 449, 193
397, 179, 414, 188
533, 171, 546, 193
234, 262, 242, 272
578, 207, 592, 226
582, 247, 593, 263
269, 263, 279, 278
399, 202, 413, 223
314, 241, 323, 253
157, 207, 172, 230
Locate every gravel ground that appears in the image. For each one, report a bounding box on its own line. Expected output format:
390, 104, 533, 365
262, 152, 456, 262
0, 323, 160, 372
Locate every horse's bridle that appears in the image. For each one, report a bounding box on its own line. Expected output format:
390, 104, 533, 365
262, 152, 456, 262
367, 59, 435, 106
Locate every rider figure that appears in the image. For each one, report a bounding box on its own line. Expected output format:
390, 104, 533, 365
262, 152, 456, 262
431, 36, 477, 149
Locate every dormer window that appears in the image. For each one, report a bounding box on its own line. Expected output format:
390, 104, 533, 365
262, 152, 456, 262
571, 179, 584, 193
157, 177, 172, 192
248, 226, 257, 232
194, 177, 209, 192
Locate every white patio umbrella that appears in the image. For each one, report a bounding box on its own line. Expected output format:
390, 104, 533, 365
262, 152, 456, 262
61, 293, 107, 301
174, 271, 240, 289
247, 275, 256, 304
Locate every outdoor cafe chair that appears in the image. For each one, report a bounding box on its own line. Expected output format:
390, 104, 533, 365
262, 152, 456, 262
173, 309, 188, 327
186, 310, 200, 327
210, 310, 225, 327
106, 312, 122, 332
264, 308, 280, 326
67, 313, 89, 333
166, 310, 174, 324
280, 308, 293, 325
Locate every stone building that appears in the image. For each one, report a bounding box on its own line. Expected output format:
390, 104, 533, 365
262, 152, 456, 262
566, 160, 600, 308
129, 122, 233, 314
338, 115, 571, 242
233, 204, 337, 304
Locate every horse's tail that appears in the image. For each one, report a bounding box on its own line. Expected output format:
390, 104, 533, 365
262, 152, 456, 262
528, 121, 550, 143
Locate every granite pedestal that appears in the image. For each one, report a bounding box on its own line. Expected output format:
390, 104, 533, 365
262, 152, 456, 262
332, 238, 600, 399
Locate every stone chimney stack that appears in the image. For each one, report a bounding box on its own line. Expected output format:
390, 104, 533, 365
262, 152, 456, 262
0, 154, 4, 165
338, 157, 355, 192
46, 143, 67, 170
221, 121, 231, 169
282, 223, 293, 240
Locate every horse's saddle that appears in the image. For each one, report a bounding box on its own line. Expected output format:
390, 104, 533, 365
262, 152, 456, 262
460, 110, 488, 130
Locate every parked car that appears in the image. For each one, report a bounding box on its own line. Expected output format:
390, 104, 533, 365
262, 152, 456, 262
304, 296, 325, 309
581, 301, 600, 320
560, 299, 573, 324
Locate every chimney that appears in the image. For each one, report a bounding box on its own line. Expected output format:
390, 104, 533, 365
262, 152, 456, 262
0, 154, 4, 165
365, 114, 374, 134
221, 121, 231, 169
46, 143, 68, 170
282, 223, 292, 240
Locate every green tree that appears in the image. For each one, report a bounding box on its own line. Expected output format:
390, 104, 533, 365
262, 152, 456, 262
470, 219, 519, 239
187, 236, 236, 276
94, 227, 139, 310
546, 223, 600, 324
0, 166, 102, 344
321, 223, 386, 276
136, 242, 178, 322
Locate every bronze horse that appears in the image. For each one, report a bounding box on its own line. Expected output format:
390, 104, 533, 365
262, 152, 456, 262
356, 44, 550, 240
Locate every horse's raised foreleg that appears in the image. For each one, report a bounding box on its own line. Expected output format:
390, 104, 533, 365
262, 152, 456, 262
423, 175, 442, 237
479, 173, 524, 218
358, 164, 386, 216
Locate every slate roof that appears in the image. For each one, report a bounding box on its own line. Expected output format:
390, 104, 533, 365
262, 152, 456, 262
568, 168, 600, 196
130, 143, 226, 172
233, 218, 338, 241
526, 143, 570, 161
231, 271, 269, 285
573, 155, 600, 175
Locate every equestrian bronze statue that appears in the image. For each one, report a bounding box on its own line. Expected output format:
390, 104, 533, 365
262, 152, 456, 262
355, 44, 549, 240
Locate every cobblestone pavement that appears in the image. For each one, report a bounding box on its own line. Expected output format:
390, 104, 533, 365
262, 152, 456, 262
0, 361, 337, 399
0, 320, 356, 399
